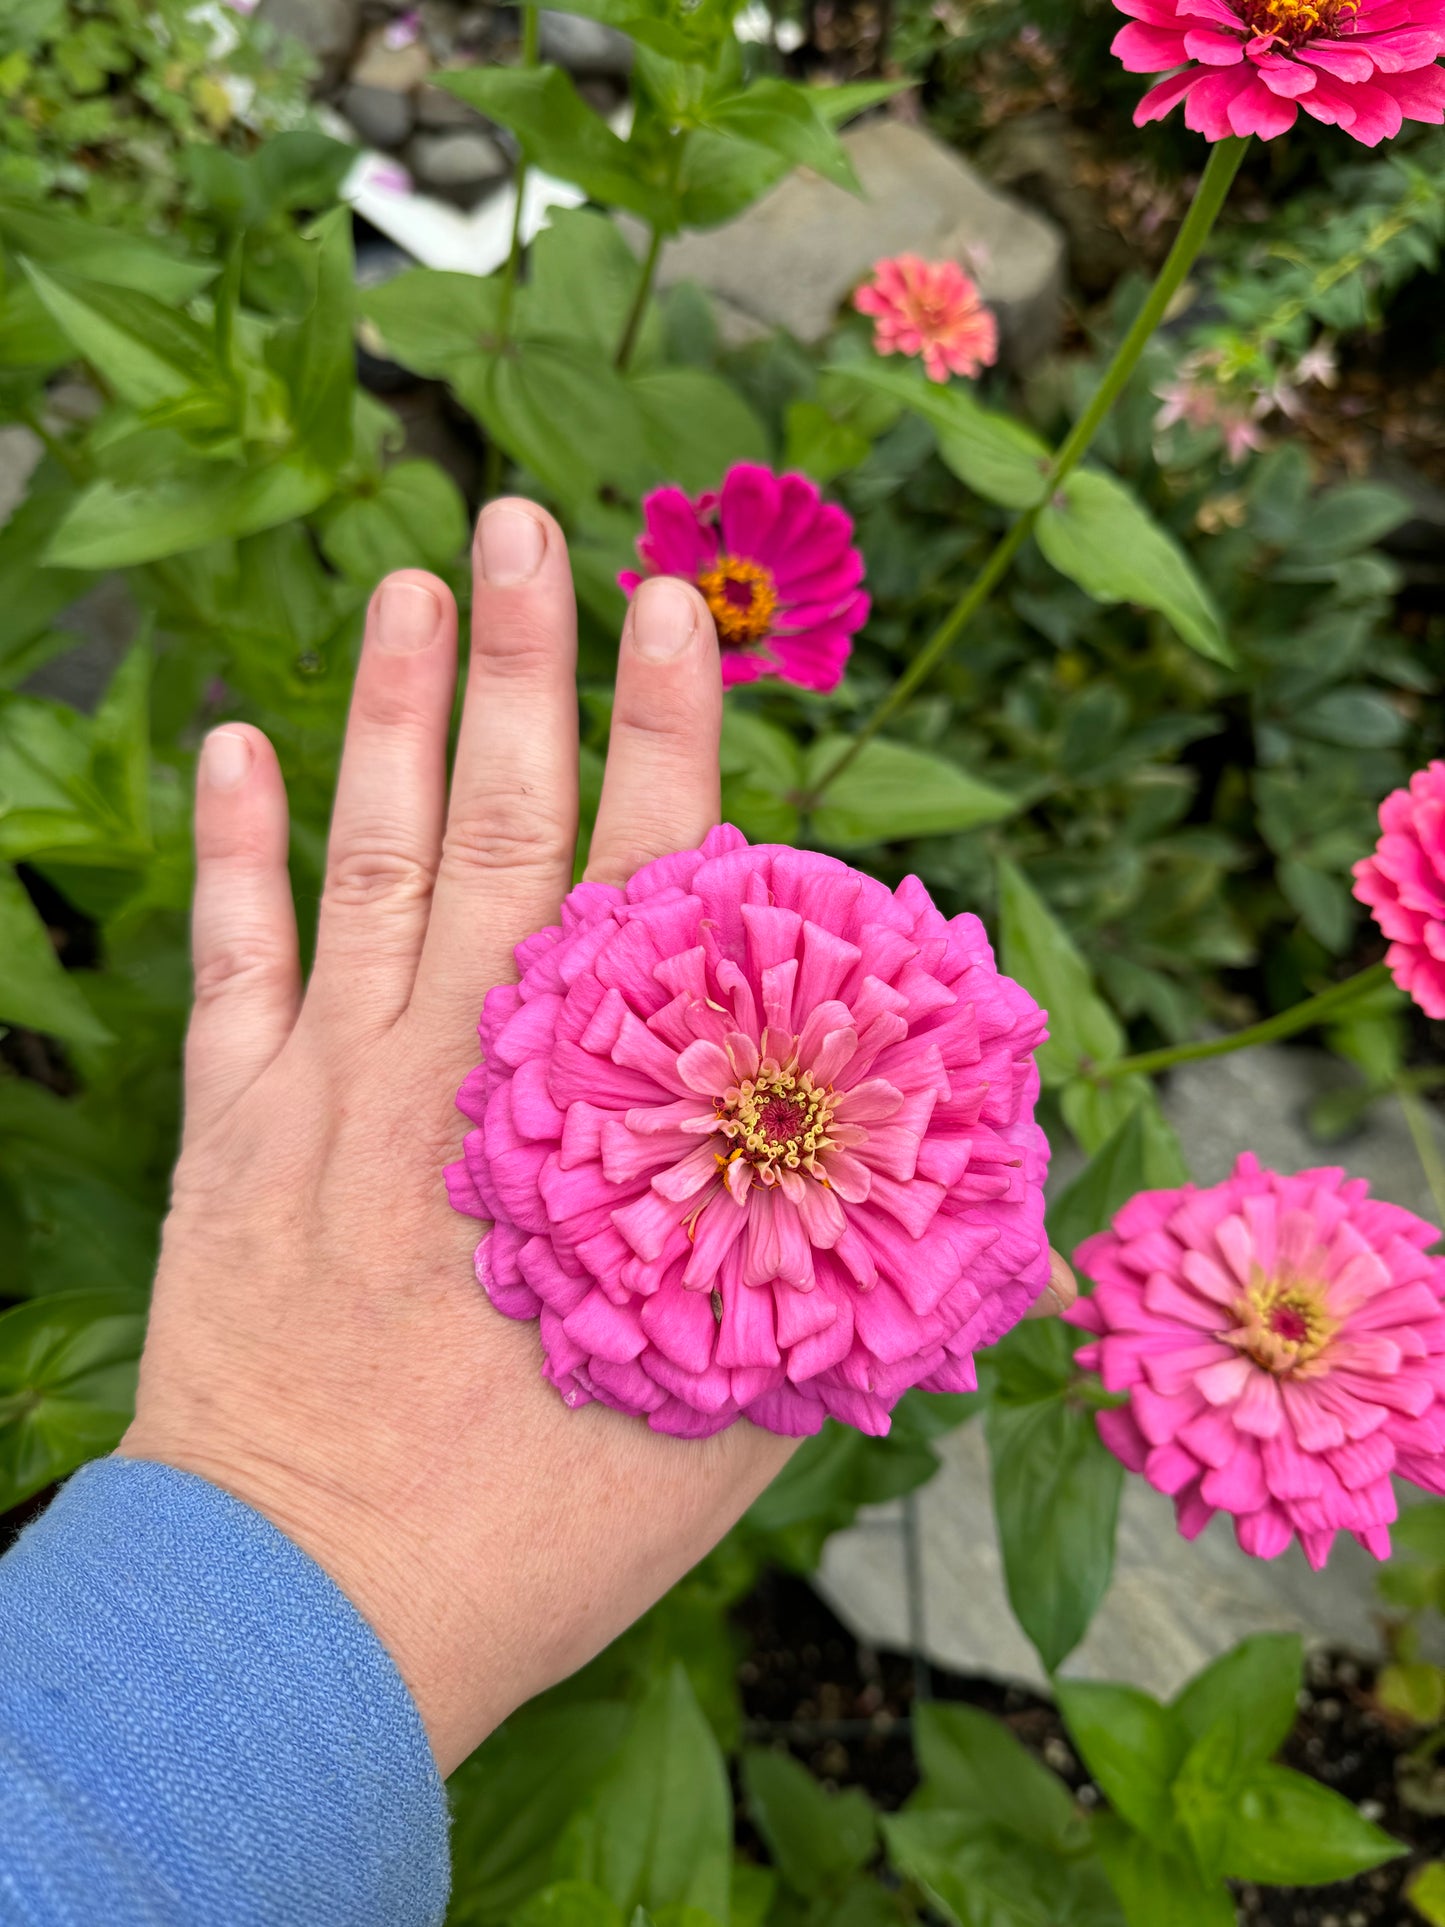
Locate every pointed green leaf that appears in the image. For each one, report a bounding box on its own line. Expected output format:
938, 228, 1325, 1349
1054, 1682, 1186, 1843
1047, 1099, 1188, 1262
321, 460, 468, 581
912, 1703, 1086, 1855
1091, 1818, 1234, 1927
0, 865, 110, 1044
699, 79, 858, 192
1218, 1765, 1404, 1885
828, 362, 1050, 510
809, 737, 1018, 850
742, 1748, 876, 1896
45, 459, 332, 569
22, 261, 217, 413
0, 1290, 146, 1508
996, 859, 1123, 1085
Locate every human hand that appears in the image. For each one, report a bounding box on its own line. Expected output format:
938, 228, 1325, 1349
120, 500, 1076, 1776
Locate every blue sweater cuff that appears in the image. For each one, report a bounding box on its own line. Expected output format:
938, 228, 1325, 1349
0, 1456, 450, 1926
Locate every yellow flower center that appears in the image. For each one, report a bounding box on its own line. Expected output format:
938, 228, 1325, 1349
1226, 1278, 1338, 1377
696, 556, 778, 649
1240, 0, 1356, 46
714, 1063, 836, 1185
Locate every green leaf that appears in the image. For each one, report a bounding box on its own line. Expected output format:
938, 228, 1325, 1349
0, 864, 110, 1044
784, 401, 872, 485
996, 859, 1123, 1086
0, 474, 89, 671
88, 644, 152, 847
447, 1701, 630, 1924
883, 1810, 1123, 1927
1218, 1765, 1405, 1885
1091, 1819, 1234, 1927
1047, 1099, 1188, 1265
828, 362, 1050, 510
46, 459, 332, 569
512, 1884, 626, 1927
0, 196, 213, 302
526, 207, 663, 363
439, 66, 677, 226
1290, 688, 1405, 749
1171, 1633, 1303, 1767
1393, 1502, 1445, 1561
1053, 1682, 1185, 1843
808, 737, 1018, 850
22, 261, 218, 413
911, 1703, 1086, 1855
720, 712, 803, 845
0, 1290, 146, 1509
629, 368, 770, 494
267, 207, 356, 473
321, 460, 468, 581
698, 79, 858, 192
741, 1748, 876, 1896
558, 1665, 732, 1924
1284, 482, 1411, 561
1409, 1861, 1445, 1927
459, 339, 651, 509
1035, 471, 1233, 667
359, 268, 501, 381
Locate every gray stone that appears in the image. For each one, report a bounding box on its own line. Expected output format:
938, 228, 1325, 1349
625, 120, 1065, 371
538, 8, 634, 74
350, 24, 433, 88
341, 79, 415, 147
0, 425, 42, 527
415, 77, 486, 127
407, 127, 508, 191
258, 0, 359, 81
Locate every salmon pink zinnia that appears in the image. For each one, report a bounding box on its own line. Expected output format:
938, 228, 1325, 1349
620, 465, 867, 693
1352, 761, 1445, 1019
853, 255, 1000, 384
1067, 1154, 1445, 1568
445, 826, 1051, 1440
1114, 0, 1445, 144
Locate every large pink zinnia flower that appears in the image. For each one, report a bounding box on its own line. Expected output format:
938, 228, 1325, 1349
619, 464, 868, 693
1114, 0, 1445, 144
1352, 762, 1445, 1019
852, 255, 1000, 384
445, 826, 1050, 1440
1067, 1153, 1445, 1568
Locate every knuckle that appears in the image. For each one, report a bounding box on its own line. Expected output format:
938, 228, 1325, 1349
324, 841, 436, 912
441, 794, 570, 880
471, 614, 562, 681
192, 936, 288, 1006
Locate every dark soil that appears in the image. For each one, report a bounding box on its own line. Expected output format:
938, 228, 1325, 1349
733, 1570, 1445, 1925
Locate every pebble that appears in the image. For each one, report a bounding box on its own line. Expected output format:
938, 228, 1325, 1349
538, 8, 633, 73
351, 25, 432, 88
415, 77, 485, 127
407, 128, 507, 190
341, 79, 414, 146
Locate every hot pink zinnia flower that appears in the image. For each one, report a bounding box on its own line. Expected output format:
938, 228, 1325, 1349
619, 465, 867, 693
445, 826, 1051, 1440
1353, 762, 1445, 1019
1067, 1153, 1445, 1568
852, 255, 1000, 384
1114, 0, 1445, 144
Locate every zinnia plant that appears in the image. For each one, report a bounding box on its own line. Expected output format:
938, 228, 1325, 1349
1114, 0, 1445, 143
1067, 1154, 1445, 1567
852, 255, 1000, 384
619, 465, 868, 692
446, 826, 1051, 1439
1352, 761, 1445, 1019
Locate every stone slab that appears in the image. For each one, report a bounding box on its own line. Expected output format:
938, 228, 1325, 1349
633, 119, 1065, 370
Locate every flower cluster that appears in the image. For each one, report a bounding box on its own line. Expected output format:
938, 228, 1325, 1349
446, 827, 1051, 1440
1353, 761, 1445, 1019
1067, 1153, 1445, 1566
853, 255, 999, 384
1113, 0, 1445, 145
620, 465, 867, 694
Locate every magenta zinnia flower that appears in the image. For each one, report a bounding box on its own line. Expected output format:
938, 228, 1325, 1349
1067, 1153, 1445, 1567
1353, 762, 1445, 1019
445, 826, 1050, 1439
852, 255, 1000, 384
1114, 0, 1445, 143
619, 465, 868, 693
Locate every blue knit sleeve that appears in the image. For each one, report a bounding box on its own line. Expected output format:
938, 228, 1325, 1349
0, 1456, 450, 1926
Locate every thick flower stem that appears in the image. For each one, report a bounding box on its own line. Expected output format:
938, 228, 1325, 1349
484, 0, 539, 501
806, 135, 1250, 807
615, 223, 664, 374
1088, 961, 1391, 1084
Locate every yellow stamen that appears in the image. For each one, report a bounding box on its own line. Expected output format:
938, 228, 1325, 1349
696, 555, 778, 649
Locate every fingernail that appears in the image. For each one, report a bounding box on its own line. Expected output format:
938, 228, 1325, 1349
377, 578, 441, 652
478, 503, 545, 586
202, 729, 251, 791
632, 577, 698, 662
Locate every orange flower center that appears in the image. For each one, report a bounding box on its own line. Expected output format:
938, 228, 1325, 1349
1226, 1277, 1337, 1376
1239, 0, 1356, 46
696, 555, 778, 649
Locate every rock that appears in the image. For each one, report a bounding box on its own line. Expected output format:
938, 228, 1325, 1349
341, 79, 415, 147
976, 110, 1136, 300
415, 77, 486, 127
0, 425, 42, 527
538, 8, 633, 74
350, 24, 433, 88
407, 128, 508, 192
258, 0, 359, 82
625, 119, 1064, 371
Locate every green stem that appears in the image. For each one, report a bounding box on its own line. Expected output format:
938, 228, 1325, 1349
1089, 961, 1389, 1084
484, 0, 539, 500
21, 404, 84, 483
806, 135, 1250, 807
614, 223, 664, 373
1398, 1082, 1445, 1228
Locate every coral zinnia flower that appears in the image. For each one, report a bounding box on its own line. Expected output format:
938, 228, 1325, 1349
1353, 762, 1445, 1019
1067, 1154, 1445, 1567
619, 465, 867, 693
852, 255, 1000, 384
1114, 0, 1445, 143
445, 826, 1050, 1439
